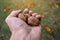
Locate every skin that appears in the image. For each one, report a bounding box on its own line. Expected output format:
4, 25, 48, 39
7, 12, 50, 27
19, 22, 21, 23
5, 9, 41, 40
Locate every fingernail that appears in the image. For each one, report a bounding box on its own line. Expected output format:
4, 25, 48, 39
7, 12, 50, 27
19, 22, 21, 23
36, 15, 41, 18
23, 8, 29, 13
32, 13, 37, 16
29, 10, 33, 15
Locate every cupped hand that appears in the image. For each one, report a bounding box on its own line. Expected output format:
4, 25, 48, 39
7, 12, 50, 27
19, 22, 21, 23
5, 9, 41, 40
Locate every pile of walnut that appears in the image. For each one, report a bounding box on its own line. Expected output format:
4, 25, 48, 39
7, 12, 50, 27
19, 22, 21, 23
18, 12, 41, 26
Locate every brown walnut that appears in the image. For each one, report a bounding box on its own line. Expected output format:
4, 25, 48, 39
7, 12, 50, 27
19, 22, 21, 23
18, 13, 40, 26
18, 13, 27, 22
28, 16, 40, 26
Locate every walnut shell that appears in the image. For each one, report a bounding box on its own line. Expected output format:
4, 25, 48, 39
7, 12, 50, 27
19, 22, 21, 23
25, 14, 30, 17
18, 13, 40, 26
28, 16, 40, 26
18, 13, 27, 21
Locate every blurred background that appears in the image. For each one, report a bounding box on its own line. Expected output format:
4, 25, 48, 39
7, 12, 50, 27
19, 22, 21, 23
0, 0, 60, 40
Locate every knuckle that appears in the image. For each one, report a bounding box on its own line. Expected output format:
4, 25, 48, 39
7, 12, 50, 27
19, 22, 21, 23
5, 18, 8, 22
5, 17, 10, 23
11, 11, 15, 13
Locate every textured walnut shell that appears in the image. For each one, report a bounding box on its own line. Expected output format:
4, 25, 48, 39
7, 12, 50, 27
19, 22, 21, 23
18, 13, 40, 26
28, 16, 40, 26
25, 14, 30, 17
18, 13, 27, 21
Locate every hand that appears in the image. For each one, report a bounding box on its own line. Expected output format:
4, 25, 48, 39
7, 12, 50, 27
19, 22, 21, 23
5, 9, 41, 40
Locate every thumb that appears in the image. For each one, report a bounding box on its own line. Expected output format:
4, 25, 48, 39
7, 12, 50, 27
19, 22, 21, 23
9, 10, 21, 17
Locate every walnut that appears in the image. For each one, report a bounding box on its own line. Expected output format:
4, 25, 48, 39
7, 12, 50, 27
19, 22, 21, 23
18, 13, 27, 22
18, 13, 40, 26
28, 16, 40, 26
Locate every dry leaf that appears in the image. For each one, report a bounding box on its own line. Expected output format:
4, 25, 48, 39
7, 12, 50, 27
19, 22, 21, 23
45, 27, 52, 33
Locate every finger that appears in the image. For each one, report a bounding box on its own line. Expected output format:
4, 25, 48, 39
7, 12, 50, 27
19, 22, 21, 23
9, 10, 21, 17
36, 15, 41, 19
29, 10, 33, 15
23, 8, 29, 14
32, 13, 37, 17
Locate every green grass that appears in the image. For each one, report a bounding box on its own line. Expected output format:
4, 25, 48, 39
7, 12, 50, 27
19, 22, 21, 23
0, 0, 60, 40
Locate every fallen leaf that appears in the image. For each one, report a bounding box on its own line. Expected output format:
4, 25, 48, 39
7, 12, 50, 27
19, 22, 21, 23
45, 27, 52, 33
